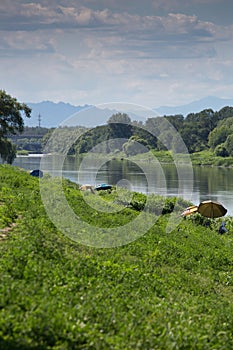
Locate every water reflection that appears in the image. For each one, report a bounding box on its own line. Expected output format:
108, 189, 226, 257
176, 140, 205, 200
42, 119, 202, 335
13, 155, 233, 214
193, 166, 233, 213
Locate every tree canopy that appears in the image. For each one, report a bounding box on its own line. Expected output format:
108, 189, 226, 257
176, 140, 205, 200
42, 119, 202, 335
0, 90, 31, 163
7, 104, 233, 158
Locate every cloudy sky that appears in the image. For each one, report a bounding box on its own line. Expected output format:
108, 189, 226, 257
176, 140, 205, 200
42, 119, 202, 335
1, 0, 233, 109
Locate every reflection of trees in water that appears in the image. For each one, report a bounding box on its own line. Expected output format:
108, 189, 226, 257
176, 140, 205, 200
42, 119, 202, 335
75, 159, 189, 195
38, 155, 233, 205
161, 164, 178, 190
102, 160, 148, 188
194, 166, 233, 201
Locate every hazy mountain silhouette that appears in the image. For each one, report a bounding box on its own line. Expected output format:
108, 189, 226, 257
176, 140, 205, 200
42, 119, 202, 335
25, 101, 149, 127
25, 101, 90, 127
24, 96, 233, 128
154, 96, 233, 116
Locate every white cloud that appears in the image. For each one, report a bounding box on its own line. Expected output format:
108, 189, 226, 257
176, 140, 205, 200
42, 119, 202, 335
1, 1, 233, 108
152, 0, 221, 11
0, 30, 56, 57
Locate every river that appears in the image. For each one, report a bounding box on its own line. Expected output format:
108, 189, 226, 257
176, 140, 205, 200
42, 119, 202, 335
13, 154, 233, 215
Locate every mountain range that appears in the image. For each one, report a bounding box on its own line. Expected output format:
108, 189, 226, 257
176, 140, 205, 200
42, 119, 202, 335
25, 96, 233, 128
154, 96, 233, 116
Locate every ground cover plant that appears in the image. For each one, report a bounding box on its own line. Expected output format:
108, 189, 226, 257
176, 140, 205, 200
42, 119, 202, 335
1, 165, 233, 349
95, 150, 233, 167
189, 150, 233, 167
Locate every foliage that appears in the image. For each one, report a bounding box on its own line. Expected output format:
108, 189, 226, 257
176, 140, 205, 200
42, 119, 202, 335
150, 149, 174, 162
123, 137, 149, 156
7, 105, 233, 163
8, 127, 50, 154
107, 113, 132, 125
164, 114, 184, 131
0, 90, 31, 163
214, 144, 229, 157
17, 149, 29, 155
0, 139, 16, 164
22, 126, 50, 136
42, 126, 86, 154
191, 150, 226, 165
225, 134, 233, 157
180, 107, 233, 153
208, 125, 231, 150
208, 116, 233, 159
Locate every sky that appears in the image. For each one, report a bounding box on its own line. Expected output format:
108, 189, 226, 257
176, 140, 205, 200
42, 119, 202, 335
1, 0, 233, 109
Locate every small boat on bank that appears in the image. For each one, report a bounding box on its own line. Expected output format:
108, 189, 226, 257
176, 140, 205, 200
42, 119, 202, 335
30, 169, 43, 178
95, 183, 112, 191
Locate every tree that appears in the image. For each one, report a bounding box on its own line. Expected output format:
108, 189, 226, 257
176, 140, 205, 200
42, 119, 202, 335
208, 125, 231, 150
164, 114, 184, 132
107, 113, 133, 151
0, 138, 16, 164
107, 113, 131, 125
0, 90, 31, 163
214, 144, 229, 157
123, 137, 149, 156
225, 134, 233, 157
182, 109, 215, 152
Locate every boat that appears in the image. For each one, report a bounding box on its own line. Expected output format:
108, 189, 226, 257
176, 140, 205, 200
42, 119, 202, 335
30, 169, 43, 178
94, 183, 112, 191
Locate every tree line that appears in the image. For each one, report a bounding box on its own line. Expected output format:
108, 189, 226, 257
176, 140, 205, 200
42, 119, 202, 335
1, 89, 233, 163
66, 107, 233, 156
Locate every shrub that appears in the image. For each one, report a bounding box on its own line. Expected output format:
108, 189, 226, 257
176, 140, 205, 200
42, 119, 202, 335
214, 144, 229, 157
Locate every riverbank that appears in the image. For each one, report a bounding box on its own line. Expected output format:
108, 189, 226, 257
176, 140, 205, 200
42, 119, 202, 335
72, 149, 233, 167
1, 164, 233, 348
16, 148, 233, 168
126, 150, 233, 167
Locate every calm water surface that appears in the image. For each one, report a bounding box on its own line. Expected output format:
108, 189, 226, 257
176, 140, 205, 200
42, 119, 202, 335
14, 154, 233, 215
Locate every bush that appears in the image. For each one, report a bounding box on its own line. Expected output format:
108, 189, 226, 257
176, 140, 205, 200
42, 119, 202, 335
214, 144, 229, 157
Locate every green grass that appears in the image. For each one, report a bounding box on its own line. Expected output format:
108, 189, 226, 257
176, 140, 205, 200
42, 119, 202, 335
74, 150, 233, 167
190, 150, 233, 167
119, 150, 233, 168
1, 164, 233, 349
16, 150, 29, 156
127, 150, 233, 167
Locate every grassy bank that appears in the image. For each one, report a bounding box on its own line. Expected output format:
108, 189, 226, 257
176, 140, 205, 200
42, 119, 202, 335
86, 150, 233, 167
1, 165, 233, 349
15, 149, 233, 168
189, 150, 233, 167
140, 150, 233, 167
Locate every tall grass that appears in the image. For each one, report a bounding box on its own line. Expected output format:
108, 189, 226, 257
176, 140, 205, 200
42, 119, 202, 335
1, 164, 233, 349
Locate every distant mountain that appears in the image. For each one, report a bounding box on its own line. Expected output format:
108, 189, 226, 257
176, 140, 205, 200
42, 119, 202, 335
154, 96, 233, 117
24, 101, 149, 127
24, 96, 233, 128
25, 101, 90, 128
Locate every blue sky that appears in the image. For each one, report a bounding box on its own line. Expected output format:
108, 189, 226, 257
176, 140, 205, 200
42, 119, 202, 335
1, 0, 233, 108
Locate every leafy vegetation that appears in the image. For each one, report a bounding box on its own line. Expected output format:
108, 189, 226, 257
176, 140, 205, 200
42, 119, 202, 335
1, 165, 233, 349
68, 107, 233, 155
190, 150, 233, 167
0, 90, 31, 163
11, 127, 50, 154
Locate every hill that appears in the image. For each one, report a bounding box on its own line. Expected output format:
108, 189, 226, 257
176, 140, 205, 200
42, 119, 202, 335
24, 96, 233, 128
1, 164, 233, 348
25, 101, 90, 127
25, 102, 149, 128
155, 96, 233, 116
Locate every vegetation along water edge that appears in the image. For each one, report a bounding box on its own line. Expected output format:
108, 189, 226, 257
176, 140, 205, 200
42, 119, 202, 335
2, 87, 233, 168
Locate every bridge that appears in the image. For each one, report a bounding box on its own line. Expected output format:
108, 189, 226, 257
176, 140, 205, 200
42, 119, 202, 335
8, 134, 44, 140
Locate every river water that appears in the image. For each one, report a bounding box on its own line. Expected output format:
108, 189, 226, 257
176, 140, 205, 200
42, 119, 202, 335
13, 154, 233, 215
